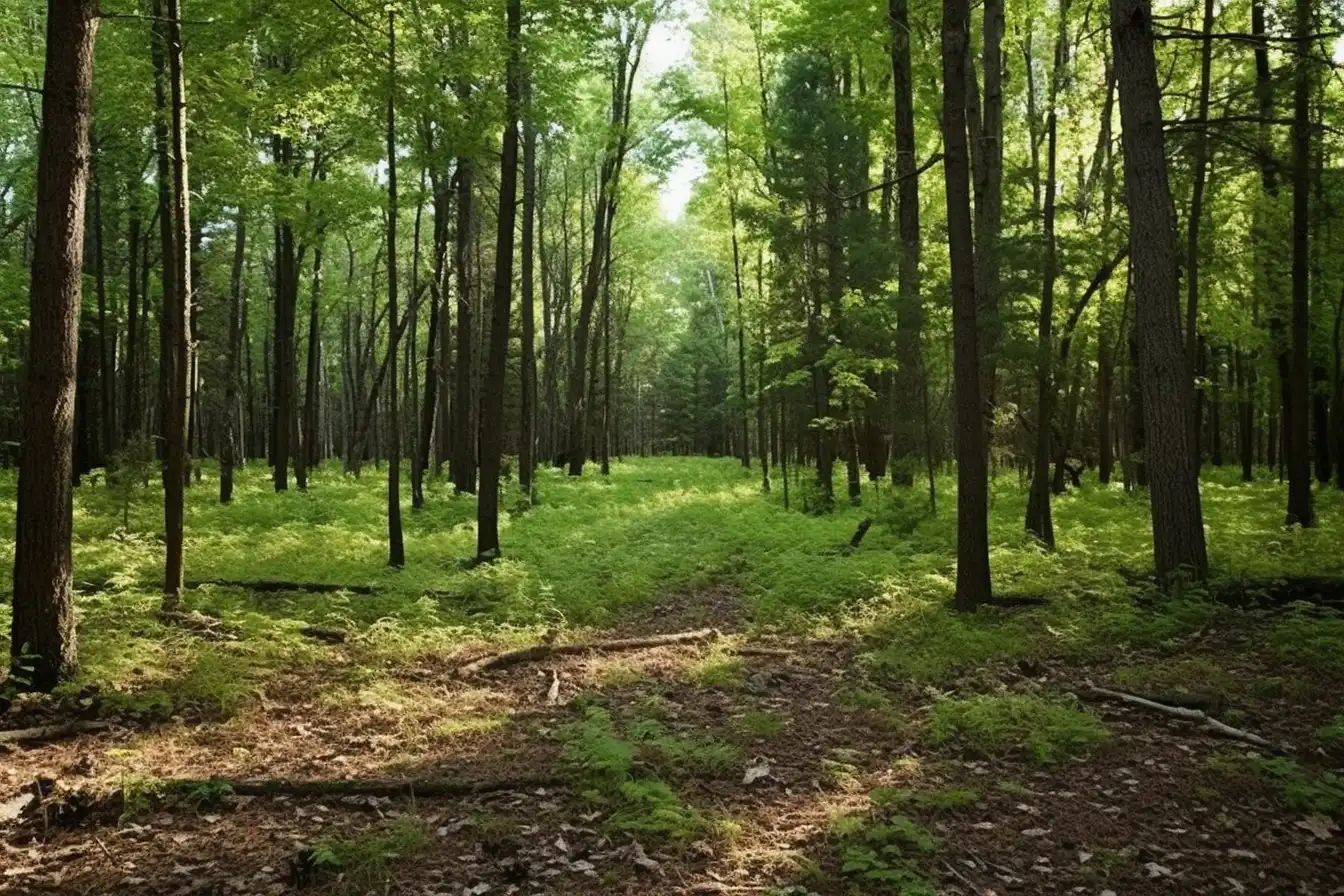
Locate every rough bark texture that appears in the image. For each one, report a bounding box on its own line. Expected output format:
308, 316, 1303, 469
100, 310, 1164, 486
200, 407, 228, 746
10, 0, 98, 691
1112, 0, 1210, 582
942, 0, 992, 610
221, 212, 245, 504
477, 0, 522, 561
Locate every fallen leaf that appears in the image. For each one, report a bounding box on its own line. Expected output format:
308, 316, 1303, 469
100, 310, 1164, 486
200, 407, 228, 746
1020, 828, 1050, 838
1144, 862, 1172, 878
1226, 849, 1257, 860
630, 841, 662, 875
1296, 814, 1338, 840
742, 760, 772, 785
0, 792, 34, 824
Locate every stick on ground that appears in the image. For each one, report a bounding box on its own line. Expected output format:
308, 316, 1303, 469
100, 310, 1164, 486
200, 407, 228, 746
458, 628, 721, 675
0, 721, 111, 745
1084, 684, 1278, 749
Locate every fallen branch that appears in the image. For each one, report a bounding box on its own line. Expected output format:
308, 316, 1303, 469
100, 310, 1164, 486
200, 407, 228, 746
459, 628, 721, 675
166, 774, 566, 799
1084, 684, 1278, 749
731, 647, 794, 658
0, 721, 111, 745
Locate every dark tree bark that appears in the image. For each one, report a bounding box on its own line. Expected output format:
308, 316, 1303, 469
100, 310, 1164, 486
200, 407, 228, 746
1184, 0, 1215, 460
973, 0, 1005, 438
942, 0, 992, 610
889, 0, 923, 486
720, 73, 750, 471
271, 140, 298, 492
419, 174, 448, 492
477, 0, 522, 561
302, 173, 326, 479
10, 0, 98, 692
1026, 110, 1059, 549
1285, 0, 1314, 527
221, 211, 245, 504
1112, 0, 1209, 582
386, 9, 406, 567
519, 78, 538, 497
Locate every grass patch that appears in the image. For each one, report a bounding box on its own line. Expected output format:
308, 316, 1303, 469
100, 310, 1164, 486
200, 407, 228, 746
828, 789, 937, 895
1111, 656, 1235, 700
736, 709, 788, 738
1317, 715, 1344, 751
561, 706, 737, 842
834, 686, 906, 732
683, 647, 745, 689
1209, 754, 1344, 818
928, 694, 1109, 763
309, 815, 432, 894
870, 785, 981, 813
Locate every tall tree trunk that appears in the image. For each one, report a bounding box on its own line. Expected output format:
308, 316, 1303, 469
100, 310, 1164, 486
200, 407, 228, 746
520, 79, 538, 497
721, 73, 750, 471
1285, 0, 1314, 527
92, 166, 114, 459
420, 175, 448, 489
942, 0, 992, 610
975, 0, 1004, 437
385, 9, 405, 567
122, 186, 142, 442
221, 211, 245, 504
10, 0, 97, 691
161, 0, 191, 610
451, 153, 477, 493
1112, 0, 1209, 582
890, 0, 922, 486
1185, 0, 1215, 462
1026, 110, 1058, 548
477, 0, 522, 561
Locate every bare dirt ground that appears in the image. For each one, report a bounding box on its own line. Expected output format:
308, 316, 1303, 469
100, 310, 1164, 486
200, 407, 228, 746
3, 588, 1342, 895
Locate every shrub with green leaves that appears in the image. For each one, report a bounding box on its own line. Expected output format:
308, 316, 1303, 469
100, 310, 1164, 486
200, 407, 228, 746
309, 816, 431, 893
829, 791, 937, 895
928, 693, 1109, 763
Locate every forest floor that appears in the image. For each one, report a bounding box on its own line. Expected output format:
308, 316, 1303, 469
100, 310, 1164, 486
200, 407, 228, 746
2, 458, 1343, 895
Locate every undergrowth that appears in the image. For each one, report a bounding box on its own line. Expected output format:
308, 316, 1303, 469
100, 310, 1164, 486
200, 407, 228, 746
927, 693, 1109, 763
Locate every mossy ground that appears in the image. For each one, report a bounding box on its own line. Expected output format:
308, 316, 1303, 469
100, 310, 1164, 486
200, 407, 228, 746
1, 457, 1342, 894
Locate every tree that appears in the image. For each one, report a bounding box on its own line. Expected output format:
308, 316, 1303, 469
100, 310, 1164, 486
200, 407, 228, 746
1111, 0, 1209, 583
386, 7, 406, 568
1285, 0, 1314, 527
162, 0, 193, 611
10, 0, 99, 691
942, 0, 992, 610
477, 0, 523, 562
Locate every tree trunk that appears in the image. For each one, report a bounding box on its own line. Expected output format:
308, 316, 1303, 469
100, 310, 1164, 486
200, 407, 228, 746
10, 0, 97, 691
519, 78, 538, 498
942, 0, 992, 610
1112, 0, 1209, 583
889, 0, 923, 486
1026, 109, 1058, 548
451, 151, 476, 493
477, 0, 522, 561
386, 10, 406, 567
1184, 0, 1215, 462
221, 211, 245, 504
123, 187, 141, 442
92, 167, 114, 459
1285, 0, 1314, 527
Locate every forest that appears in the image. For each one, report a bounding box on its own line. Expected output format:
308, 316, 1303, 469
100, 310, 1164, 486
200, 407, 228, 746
1, 0, 1343, 891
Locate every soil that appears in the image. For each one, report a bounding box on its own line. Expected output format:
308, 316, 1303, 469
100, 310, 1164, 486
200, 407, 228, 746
2, 588, 1341, 895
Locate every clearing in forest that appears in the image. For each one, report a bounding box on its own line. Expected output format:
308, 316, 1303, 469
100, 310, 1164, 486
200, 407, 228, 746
2, 458, 1343, 895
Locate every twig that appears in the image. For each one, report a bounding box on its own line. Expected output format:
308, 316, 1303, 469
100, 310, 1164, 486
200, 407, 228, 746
458, 628, 721, 676
1083, 684, 1279, 749
942, 859, 985, 894
0, 721, 111, 745
730, 647, 794, 658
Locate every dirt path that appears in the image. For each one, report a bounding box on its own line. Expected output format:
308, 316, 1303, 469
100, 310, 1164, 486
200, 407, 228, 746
2, 589, 1341, 895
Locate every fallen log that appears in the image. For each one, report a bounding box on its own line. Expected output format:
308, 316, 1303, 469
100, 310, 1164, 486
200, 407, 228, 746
0, 721, 111, 745
849, 518, 873, 549
1083, 684, 1278, 750
459, 628, 721, 675
166, 774, 566, 799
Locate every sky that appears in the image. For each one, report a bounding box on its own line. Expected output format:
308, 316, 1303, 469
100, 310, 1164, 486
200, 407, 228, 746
641, 10, 707, 221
